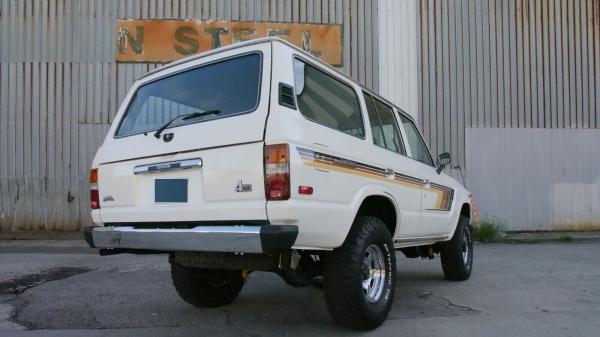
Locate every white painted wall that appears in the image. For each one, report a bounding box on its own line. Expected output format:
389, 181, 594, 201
377, 0, 420, 120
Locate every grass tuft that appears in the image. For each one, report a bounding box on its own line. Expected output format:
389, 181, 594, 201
473, 222, 505, 243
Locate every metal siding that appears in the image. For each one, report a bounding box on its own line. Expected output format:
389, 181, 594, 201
417, 0, 599, 172
588, 0, 600, 128
0, 0, 379, 231
466, 128, 600, 231
377, 0, 419, 119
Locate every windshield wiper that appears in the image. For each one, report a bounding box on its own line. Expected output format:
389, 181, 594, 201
153, 110, 221, 139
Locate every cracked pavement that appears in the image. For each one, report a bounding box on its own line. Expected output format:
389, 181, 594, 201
0, 239, 599, 336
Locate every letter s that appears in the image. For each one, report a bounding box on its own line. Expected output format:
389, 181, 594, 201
174, 27, 199, 55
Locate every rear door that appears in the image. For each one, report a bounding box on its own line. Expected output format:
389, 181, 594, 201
362, 93, 423, 238
94, 42, 272, 223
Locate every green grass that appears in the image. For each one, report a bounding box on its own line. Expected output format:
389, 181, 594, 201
558, 235, 573, 242
473, 222, 505, 243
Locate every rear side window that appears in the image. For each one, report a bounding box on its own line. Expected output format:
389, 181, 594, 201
399, 115, 434, 166
293, 58, 365, 139
363, 93, 406, 155
115, 53, 262, 138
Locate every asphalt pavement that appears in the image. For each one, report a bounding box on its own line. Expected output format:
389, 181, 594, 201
0, 239, 599, 337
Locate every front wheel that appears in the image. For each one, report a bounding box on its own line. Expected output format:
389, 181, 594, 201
170, 262, 244, 308
440, 215, 474, 281
323, 216, 396, 330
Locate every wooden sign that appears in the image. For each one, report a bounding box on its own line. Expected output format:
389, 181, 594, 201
116, 19, 343, 66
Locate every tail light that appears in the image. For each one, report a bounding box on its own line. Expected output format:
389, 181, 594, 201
90, 168, 100, 209
264, 144, 290, 200
469, 193, 480, 227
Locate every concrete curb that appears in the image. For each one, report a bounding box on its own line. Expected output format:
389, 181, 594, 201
496, 231, 600, 243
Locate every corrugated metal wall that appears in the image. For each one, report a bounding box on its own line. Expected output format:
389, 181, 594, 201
377, 0, 419, 118
417, 0, 600, 168
466, 128, 600, 231
0, 0, 380, 231
417, 0, 600, 229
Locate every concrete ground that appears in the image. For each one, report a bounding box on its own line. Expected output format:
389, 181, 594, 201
0, 239, 599, 337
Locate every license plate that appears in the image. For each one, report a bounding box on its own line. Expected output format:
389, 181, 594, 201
155, 179, 188, 202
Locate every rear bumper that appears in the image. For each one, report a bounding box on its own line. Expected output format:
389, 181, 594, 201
83, 225, 298, 254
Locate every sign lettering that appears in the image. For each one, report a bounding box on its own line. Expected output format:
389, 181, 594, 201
116, 20, 343, 66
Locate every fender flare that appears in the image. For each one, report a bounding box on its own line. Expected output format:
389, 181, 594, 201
344, 184, 401, 239
445, 192, 472, 240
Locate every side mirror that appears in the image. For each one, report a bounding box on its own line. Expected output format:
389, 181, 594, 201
436, 152, 451, 174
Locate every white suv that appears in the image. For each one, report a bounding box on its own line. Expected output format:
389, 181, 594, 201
84, 38, 474, 330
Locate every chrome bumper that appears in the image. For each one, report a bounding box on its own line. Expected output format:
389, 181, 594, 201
83, 225, 298, 254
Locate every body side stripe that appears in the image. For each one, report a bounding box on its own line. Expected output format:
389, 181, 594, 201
296, 147, 454, 211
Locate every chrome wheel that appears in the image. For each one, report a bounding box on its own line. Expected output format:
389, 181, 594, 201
361, 244, 386, 303
441, 216, 473, 281
462, 226, 472, 268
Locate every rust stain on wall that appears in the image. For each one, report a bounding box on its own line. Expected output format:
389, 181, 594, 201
115, 20, 343, 66
553, 222, 600, 231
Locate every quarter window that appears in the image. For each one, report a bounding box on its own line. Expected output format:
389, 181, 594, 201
363, 93, 406, 155
293, 59, 365, 138
363, 93, 386, 147
399, 115, 434, 166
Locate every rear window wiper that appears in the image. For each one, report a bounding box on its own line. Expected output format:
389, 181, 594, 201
153, 110, 221, 139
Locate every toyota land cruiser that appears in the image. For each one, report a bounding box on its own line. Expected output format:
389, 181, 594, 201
84, 37, 475, 330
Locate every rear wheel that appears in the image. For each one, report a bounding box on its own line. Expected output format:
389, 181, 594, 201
323, 216, 396, 330
440, 215, 473, 281
170, 262, 244, 308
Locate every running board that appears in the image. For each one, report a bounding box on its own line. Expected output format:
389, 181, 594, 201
393, 235, 448, 248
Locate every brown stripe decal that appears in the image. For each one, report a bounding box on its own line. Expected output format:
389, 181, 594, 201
297, 147, 454, 211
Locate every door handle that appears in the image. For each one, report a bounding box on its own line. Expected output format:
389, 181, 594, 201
384, 168, 395, 176
423, 179, 430, 186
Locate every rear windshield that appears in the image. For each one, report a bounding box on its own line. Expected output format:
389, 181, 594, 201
115, 53, 262, 138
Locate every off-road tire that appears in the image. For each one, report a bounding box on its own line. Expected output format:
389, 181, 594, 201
441, 215, 473, 281
323, 216, 396, 330
170, 262, 244, 308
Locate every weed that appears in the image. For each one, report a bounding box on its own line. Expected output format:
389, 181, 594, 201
558, 235, 573, 242
473, 222, 504, 243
